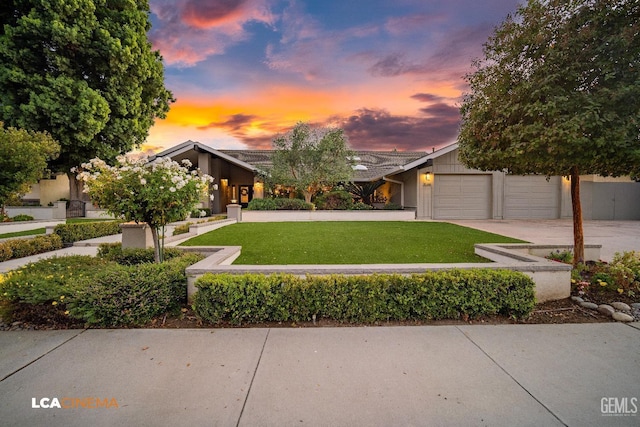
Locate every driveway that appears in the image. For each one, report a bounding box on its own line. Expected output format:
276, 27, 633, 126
447, 219, 640, 262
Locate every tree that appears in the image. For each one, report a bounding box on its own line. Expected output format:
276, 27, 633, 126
269, 122, 355, 204
458, 0, 640, 266
0, 123, 60, 218
0, 0, 174, 199
77, 156, 213, 262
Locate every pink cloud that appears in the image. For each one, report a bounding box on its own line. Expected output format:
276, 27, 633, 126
149, 0, 275, 66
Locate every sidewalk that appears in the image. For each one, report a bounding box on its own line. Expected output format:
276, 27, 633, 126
0, 323, 638, 426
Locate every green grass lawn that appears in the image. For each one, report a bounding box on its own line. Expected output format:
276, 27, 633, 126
181, 221, 525, 264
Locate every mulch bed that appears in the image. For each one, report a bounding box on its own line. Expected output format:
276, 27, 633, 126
1, 297, 618, 331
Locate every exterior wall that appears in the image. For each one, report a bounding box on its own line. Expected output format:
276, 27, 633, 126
21, 174, 70, 206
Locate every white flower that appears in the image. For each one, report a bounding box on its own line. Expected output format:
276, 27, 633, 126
181, 159, 193, 167
209, 194, 215, 201
169, 187, 176, 192
212, 184, 219, 191
140, 178, 147, 185
199, 210, 206, 217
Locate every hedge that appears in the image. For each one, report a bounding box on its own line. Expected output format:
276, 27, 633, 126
68, 253, 203, 326
246, 198, 314, 210
0, 234, 63, 261
54, 221, 122, 245
193, 269, 536, 325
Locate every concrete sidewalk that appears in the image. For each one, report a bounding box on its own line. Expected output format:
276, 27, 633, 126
0, 323, 638, 426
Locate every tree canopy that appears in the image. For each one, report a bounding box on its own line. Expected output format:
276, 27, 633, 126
268, 122, 355, 203
0, 123, 60, 216
0, 0, 173, 183
458, 0, 640, 264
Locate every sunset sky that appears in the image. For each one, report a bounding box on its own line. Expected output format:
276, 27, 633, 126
144, 0, 523, 154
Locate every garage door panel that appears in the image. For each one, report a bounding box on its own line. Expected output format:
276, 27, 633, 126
433, 175, 491, 220
504, 176, 560, 219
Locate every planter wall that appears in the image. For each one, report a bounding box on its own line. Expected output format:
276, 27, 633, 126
241, 209, 416, 222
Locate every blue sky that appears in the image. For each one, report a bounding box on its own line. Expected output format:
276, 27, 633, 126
144, 0, 523, 153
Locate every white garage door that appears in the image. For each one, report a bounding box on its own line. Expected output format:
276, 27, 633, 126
504, 175, 560, 219
433, 175, 492, 219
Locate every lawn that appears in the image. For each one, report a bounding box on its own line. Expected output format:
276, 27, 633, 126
181, 221, 526, 264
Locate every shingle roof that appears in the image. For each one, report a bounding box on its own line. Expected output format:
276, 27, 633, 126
219, 149, 429, 181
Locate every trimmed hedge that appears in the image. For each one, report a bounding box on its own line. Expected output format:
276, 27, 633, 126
193, 269, 536, 325
0, 234, 63, 261
246, 198, 314, 210
54, 221, 121, 245
68, 253, 203, 326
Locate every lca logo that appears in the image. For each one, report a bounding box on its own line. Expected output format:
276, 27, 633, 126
31, 397, 119, 409
601, 397, 638, 417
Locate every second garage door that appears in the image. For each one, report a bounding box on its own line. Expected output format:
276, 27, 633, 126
433, 174, 492, 219
504, 175, 560, 219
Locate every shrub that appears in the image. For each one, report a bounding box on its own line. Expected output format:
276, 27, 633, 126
54, 221, 121, 245
0, 234, 63, 261
193, 269, 535, 325
69, 253, 203, 326
546, 250, 573, 264
97, 243, 184, 265
351, 202, 374, 210
172, 222, 192, 236
314, 191, 354, 210
11, 214, 34, 221
246, 198, 313, 210
383, 202, 403, 210
0, 256, 107, 305
191, 208, 211, 218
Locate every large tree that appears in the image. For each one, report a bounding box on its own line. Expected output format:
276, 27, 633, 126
269, 122, 355, 204
458, 0, 640, 266
0, 0, 174, 199
0, 123, 60, 217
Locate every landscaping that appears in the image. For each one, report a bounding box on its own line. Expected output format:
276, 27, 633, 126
181, 221, 525, 264
0, 246, 204, 328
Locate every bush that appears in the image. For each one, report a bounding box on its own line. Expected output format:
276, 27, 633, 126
172, 222, 192, 236
246, 198, 313, 210
546, 250, 573, 264
68, 253, 203, 326
314, 191, 354, 210
190, 208, 211, 218
11, 214, 34, 221
580, 251, 640, 296
97, 243, 184, 265
193, 269, 535, 325
0, 256, 107, 305
54, 221, 121, 245
383, 202, 403, 210
0, 234, 63, 261
352, 202, 374, 210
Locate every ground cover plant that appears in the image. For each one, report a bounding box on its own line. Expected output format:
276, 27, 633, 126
181, 221, 525, 264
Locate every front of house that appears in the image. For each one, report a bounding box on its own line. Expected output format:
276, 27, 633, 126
152, 141, 640, 221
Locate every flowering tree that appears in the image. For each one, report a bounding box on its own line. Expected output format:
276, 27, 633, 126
76, 156, 214, 262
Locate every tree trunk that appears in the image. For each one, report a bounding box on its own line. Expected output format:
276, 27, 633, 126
150, 226, 161, 263
68, 172, 85, 201
303, 190, 312, 204
570, 166, 584, 267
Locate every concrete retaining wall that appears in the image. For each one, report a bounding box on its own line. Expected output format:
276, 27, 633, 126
5, 201, 66, 220
184, 243, 595, 304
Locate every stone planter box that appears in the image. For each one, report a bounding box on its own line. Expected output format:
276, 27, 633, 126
5, 201, 67, 220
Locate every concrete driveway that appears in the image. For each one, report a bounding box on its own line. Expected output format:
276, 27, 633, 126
447, 219, 640, 262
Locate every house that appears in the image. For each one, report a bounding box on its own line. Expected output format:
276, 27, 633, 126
154, 141, 640, 220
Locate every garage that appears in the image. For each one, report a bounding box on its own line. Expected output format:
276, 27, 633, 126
433, 174, 492, 219
504, 175, 561, 219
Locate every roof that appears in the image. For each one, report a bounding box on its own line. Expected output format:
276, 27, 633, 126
155, 141, 459, 182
